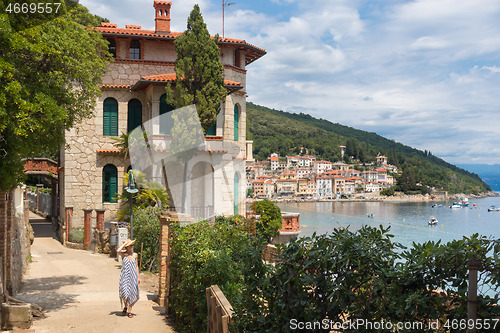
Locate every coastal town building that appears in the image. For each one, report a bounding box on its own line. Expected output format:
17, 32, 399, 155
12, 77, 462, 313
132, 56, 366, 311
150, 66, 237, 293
316, 176, 333, 198
332, 176, 346, 196
270, 154, 279, 171
376, 155, 388, 166
297, 178, 308, 196
248, 145, 400, 199
362, 170, 378, 183
59, 1, 265, 226
313, 160, 333, 175
276, 178, 297, 197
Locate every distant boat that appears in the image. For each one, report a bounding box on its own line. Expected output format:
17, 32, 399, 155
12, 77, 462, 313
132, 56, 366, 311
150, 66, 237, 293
453, 198, 469, 207
367, 213, 374, 218
450, 204, 462, 209
432, 204, 443, 208
428, 217, 438, 225
488, 206, 500, 212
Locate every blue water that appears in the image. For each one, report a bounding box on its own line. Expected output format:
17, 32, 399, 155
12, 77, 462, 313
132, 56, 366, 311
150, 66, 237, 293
278, 196, 500, 249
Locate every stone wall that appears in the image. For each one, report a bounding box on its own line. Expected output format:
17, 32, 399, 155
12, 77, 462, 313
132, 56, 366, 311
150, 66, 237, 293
0, 189, 30, 297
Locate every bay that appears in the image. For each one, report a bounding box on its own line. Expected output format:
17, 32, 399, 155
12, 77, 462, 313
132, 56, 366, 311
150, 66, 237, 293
277, 195, 500, 249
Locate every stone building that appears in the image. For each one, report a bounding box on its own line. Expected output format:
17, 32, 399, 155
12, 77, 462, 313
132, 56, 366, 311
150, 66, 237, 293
60, 1, 265, 227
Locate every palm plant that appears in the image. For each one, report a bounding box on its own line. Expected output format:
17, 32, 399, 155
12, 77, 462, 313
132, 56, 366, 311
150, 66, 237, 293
115, 170, 169, 221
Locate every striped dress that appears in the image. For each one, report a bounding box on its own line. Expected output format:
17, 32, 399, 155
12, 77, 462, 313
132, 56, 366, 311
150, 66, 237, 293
119, 255, 139, 307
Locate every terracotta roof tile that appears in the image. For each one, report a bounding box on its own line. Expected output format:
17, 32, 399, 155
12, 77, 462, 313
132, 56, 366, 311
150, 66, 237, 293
96, 25, 265, 65
97, 149, 122, 154
100, 84, 131, 89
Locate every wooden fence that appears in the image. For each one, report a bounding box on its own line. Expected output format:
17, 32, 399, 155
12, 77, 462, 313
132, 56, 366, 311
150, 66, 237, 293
206, 285, 234, 333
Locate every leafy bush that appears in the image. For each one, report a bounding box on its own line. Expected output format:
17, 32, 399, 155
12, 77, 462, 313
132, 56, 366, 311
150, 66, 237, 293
116, 170, 169, 222
231, 227, 500, 332
380, 187, 395, 196
169, 220, 255, 332
251, 199, 282, 242
131, 206, 162, 272
68, 228, 84, 243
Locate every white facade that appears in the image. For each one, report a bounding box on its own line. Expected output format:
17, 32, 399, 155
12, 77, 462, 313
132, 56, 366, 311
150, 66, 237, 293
316, 177, 332, 197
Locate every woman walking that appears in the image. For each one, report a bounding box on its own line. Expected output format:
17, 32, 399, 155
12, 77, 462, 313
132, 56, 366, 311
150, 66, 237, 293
117, 239, 140, 318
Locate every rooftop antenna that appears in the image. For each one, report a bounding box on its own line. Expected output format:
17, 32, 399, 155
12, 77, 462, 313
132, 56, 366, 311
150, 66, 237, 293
223, 0, 235, 39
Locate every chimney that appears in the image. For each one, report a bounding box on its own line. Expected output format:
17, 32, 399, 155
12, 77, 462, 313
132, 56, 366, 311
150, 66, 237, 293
154, 1, 172, 34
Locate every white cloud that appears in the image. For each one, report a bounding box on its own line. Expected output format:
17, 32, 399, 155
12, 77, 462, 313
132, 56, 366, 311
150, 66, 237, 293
79, 0, 500, 163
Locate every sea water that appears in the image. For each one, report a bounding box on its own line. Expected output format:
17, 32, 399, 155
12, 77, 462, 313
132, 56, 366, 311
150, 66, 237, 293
277, 195, 500, 249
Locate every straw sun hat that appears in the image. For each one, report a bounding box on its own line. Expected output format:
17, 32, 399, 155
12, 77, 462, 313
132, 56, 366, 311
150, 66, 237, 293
117, 238, 136, 252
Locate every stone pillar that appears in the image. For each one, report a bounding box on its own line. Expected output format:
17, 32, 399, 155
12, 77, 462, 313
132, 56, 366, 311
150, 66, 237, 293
158, 214, 173, 309
83, 209, 93, 250
50, 179, 57, 221
24, 200, 29, 226
65, 207, 73, 242
158, 212, 195, 312
151, 100, 160, 135
95, 209, 105, 231
35, 184, 43, 212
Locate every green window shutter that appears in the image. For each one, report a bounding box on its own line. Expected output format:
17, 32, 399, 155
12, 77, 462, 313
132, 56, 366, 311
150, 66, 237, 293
234, 172, 239, 215
159, 94, 174, 134
207, 123, 216, 136
127, 99, 142, 133
234, 105, 239, 141
103, 98, 118, 136
103, 164, 118, 203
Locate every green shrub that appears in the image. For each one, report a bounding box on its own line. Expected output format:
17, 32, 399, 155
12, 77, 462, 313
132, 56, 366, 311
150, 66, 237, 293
169, 220, 254, 332
251, 199, 282, 242
231, 227, 500, 332
68, 228, 84, 243
132, 206, 162, 272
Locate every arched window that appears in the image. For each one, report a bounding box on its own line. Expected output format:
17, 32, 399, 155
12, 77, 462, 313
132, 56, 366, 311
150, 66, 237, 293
103, 164, 118, 203
130, 40, 140, 59
234, 104, 239, 141
127, 99, 142, 133
234, 172, 239, 215
107, 38, 116, 58
159, 94, 174, 134
103, 98, 118, 136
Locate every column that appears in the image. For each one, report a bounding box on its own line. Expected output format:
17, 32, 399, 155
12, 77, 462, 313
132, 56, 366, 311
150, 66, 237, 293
151, 100, 160, 135
158, 214, 174, 309
95, 209, 106, 231
65, 207, 73, 242
51, 179, 58, 221
83, 209, 93, 250
36, 184, 43, 212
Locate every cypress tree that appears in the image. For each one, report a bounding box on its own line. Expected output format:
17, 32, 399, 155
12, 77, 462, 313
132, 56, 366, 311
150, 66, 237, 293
166, 4, 227, 133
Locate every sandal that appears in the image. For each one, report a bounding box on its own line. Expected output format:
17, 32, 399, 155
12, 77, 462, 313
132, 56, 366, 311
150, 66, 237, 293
127, 312, 133, 318
122, 307, 127, 315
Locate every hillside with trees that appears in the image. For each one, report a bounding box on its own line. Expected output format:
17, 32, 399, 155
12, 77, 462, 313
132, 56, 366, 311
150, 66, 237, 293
247, 102, 491, 195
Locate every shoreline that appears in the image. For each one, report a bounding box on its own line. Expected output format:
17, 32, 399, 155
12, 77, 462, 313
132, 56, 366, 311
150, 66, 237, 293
248, 191, 499, 205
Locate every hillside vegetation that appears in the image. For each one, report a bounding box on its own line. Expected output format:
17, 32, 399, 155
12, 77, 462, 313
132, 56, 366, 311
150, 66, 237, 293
246, 102, 491, 195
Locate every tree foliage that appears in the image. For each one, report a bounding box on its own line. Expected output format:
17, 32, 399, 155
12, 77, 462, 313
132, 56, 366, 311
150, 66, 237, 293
116, 170, 169, 222
0, 2, 111, 190
132, 206, 162, 272
165, 4, 226, 133
251, 199, 282, 242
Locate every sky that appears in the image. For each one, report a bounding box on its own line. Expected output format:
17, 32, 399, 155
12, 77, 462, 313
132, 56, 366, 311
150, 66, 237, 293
79, 0, 500, 165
